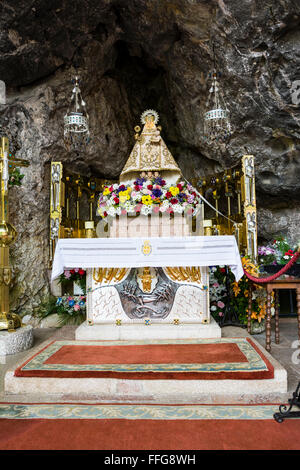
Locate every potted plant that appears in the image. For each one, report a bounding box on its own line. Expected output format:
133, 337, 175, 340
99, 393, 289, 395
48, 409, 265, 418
58, 268, 86, 295
209, 258, 274, 333
258, 237, 300, 277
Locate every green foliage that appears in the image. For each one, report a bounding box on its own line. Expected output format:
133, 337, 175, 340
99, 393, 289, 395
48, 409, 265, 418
8, 167, 24, 187
58, 269, 86, 294
36, 294, 86, 327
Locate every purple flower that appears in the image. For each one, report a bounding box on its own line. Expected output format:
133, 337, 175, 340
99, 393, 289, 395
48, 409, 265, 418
134, 178, 146, 186
177, 192, 187, 202
115, 184, 126, 194
153, 177, 164, 186
152, 188, 162, 198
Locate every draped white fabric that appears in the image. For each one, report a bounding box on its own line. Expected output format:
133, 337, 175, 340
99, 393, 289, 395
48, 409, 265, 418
51, 235, 244, 282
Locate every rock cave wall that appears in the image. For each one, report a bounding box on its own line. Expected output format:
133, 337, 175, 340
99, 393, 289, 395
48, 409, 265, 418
0, 0, 299, 315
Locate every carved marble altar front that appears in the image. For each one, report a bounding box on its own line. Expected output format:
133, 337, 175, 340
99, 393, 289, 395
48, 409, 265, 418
87, 264, 210, 326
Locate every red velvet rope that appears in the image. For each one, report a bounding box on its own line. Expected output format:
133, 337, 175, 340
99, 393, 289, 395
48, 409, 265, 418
243, 251, 300, 284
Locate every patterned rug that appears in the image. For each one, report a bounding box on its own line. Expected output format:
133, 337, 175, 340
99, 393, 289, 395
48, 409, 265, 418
0, 403, 300, 450
14, 337, 274, 380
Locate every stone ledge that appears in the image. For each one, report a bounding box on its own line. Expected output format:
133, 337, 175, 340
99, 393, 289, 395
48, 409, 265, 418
0, 325, 34, 356
75, 318, 222, 341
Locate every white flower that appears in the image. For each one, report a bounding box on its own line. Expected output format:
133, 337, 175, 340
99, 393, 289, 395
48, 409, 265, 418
113, 184, 119, 190
116, 207, 122, 215
210, 306, 217, 311
106, 198, 114, 206
107, 207, 116, 217
132, 192, 142, 201
271, 307, 275, 316
141, 205, 153, 215
173, 204, 184, 214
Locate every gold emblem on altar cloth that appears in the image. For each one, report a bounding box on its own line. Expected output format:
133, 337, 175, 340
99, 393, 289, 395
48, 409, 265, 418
141, 240, 152, 256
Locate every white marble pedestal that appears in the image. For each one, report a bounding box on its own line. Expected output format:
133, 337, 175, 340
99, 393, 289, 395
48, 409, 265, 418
0, 325, 34, 355
75, 317, 221, 341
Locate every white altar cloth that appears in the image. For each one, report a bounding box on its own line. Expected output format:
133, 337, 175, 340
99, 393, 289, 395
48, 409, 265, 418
51, 235, 244, 282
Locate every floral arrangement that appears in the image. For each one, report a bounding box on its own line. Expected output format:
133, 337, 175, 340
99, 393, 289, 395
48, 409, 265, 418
56, 295, 86, 314
58, 268, 86, 294
210, 257, 274, 327
97, 177, 202, 221
258, 237, 299, 266
55, 295, 86, 325
209, 266, 227, 319
35, 294, 86, 327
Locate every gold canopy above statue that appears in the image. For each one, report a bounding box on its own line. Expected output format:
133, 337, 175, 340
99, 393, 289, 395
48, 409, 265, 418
120, 110, 181, 184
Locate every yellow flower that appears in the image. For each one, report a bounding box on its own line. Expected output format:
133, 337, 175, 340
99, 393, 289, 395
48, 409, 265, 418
169, 186, 180, 196
244, 290, 249, 297
242, 256, 259, 276
103, 187, 110, 196
142, 195, 153, 205
232, 282, 241, 297
119, 190, 130, 202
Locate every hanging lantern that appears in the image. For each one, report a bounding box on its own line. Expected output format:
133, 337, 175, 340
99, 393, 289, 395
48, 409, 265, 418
64, 76, 90, 151
203, 69, 232, 146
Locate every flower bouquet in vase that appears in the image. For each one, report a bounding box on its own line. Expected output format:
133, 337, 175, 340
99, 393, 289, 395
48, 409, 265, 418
58, 269, 86, 295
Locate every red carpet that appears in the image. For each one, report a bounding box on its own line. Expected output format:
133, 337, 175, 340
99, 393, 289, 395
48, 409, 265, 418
1, 414, 300, 450
14, 337, 274, 380
1, 403, 299, 450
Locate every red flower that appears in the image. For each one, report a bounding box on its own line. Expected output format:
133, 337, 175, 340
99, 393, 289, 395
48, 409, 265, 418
134, 185, 140, 191
160, 180, 166, 186
113, 197, 119, 204
177, 183, 183, 191
103, 211, 107, 217
220, 268, 226, 273
109, 186, 114, 192
166, 191, 172, 199
170, 198, 178, 204
285, 250, 294, 256
147, 184, 153, 190
78, 269, 85, 276
70, 269, 75, 275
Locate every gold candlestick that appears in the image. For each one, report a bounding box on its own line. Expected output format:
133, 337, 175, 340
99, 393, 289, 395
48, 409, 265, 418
0, 137, 29, 331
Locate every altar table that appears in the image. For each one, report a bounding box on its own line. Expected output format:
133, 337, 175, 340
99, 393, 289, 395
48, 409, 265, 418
51, 235, 243, 282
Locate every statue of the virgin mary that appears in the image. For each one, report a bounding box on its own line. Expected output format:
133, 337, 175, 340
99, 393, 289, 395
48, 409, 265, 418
119, 109, 181, 185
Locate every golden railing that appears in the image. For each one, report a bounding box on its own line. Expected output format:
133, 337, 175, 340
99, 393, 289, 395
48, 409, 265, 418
49, 162, 116, 261
191, 155, 257, 260
50, 155, 257, 262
